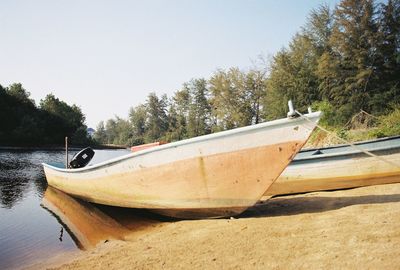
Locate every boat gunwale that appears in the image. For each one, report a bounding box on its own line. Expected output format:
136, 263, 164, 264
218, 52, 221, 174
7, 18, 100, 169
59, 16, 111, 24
299, 135, 400, 153
294, 136, 400, 162
42, 111, 321, 173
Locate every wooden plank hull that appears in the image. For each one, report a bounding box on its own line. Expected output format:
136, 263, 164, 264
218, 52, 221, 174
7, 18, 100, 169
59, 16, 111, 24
265, 140, 400, 197
43, 112, 320, 219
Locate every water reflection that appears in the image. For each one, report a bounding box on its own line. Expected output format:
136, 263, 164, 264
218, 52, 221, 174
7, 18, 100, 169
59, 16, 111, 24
0, 149, 133, 270
41, 186, 168, 251
0, 151, 64, 208
41, 187, 131, 250
0, 149, 130, 209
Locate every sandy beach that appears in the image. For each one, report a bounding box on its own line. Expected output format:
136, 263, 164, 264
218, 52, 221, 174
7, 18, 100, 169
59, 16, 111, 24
34, 182, 400, 270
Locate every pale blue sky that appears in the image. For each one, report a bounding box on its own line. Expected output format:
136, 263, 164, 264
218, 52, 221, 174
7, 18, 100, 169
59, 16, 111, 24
0, 0, 339, 128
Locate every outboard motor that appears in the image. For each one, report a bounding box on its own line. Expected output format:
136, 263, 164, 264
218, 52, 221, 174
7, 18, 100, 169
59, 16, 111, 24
69, 147, 95, 169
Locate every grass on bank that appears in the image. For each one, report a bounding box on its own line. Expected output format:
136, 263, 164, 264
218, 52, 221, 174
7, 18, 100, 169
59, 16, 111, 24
306, 102, 400, 147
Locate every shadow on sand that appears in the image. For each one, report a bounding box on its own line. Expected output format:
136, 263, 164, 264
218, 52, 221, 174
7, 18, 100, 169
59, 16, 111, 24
240, 193, 400, 218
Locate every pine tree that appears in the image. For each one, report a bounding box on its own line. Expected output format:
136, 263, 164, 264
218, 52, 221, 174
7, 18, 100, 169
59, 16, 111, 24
372, 0, 400, 110
145, 92, 168, 142
129, 104, 147, 145
328, 0, 379, 119
187, 78, 211, 137
245, 69, 267, 124
172, 87, 191, 139
94, 121, 107, 144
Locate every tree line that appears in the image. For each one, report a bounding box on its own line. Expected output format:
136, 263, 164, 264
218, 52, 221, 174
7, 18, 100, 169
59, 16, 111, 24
95, 0, 400, 146
266, 0, 400, 123
94, 69, 267, 146
0, 83, 91, 146
3, 0, 399, 147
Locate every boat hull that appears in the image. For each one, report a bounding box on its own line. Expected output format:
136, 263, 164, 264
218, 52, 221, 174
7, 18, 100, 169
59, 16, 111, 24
43, 112, 320, 219
265, 141, 400, 197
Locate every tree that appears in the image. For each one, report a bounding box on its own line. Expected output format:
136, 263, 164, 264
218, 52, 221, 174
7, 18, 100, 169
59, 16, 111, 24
210, 68, 257, 129
187, 78, 212, 137
113, 117, 134, 145
72, 125, 92, 145
328, 0, 379, 119
105, 118, 118, 144
2, 83, 42, 145
94, 121, 107, 144
129, 104, 147, 145
265, 5, 334, 120
244, 69, 267, 124
371, 0, 400, 111
40, 94, 86, 133
7, 83, 35, 107
303, 4, 334, 54
145, 92, 168, 142
0, 83, 90, 146
171, 87, 191, 139
164, 103, 181, 142
265, 34, 320, 120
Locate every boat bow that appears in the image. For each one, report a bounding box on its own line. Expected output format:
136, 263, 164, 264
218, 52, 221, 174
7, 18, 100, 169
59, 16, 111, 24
43, 111, 321, 219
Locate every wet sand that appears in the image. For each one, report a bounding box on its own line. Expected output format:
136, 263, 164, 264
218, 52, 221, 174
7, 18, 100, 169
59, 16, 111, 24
36, 183, 400, 269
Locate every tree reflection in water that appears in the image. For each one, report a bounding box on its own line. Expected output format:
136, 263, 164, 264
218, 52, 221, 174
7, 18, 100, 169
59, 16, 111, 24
0, 149, 148, 270
0, 150, 66, 208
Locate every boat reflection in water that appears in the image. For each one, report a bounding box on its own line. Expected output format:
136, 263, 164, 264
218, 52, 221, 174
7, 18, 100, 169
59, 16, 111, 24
41, 187, 163, 250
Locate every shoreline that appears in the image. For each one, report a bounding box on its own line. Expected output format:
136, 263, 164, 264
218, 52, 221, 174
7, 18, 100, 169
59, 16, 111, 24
34, 182, 400, 270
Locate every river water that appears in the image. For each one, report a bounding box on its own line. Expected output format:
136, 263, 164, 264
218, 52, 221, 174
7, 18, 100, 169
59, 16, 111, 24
0, 149, 138, 270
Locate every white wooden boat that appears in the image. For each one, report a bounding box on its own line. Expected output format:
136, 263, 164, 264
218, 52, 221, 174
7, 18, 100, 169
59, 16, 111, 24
42, 111, 321, 219
264, 136, 400, 197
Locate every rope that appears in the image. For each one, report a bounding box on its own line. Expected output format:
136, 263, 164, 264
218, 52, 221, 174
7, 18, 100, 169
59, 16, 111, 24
360, 109, 379, 119
295, 110, 400, 170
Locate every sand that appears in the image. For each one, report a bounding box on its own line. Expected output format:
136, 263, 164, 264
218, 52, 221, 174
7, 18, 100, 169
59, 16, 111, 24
39, 183, 400, 270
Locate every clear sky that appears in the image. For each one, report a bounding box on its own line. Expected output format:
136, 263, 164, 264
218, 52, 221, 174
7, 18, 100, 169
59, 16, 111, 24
0, 0, 339, 128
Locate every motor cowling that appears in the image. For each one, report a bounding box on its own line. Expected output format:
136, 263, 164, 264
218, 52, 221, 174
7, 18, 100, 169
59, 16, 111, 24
69, 147, 95, 169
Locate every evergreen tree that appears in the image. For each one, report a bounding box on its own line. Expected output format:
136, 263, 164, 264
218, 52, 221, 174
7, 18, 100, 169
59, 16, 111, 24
129, 104, 147, 145
172, 87, 191, 138
303, 4, 334, 54
105, 119, 117, 144
265, 5, 334, 120
113, 117, 134, 145
187, 78, 211, 137
245, 69, 267, 124
328, 0, 379, 119
94, 121, 107, 144
145, 92, 168, 142
265, 35, 320, 119
372, 0, 400, 110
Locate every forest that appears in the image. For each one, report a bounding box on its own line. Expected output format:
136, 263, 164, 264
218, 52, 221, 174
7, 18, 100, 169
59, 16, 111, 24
94, 0, 400, 146
2, 0, 400, 147
0, 83, 91, 146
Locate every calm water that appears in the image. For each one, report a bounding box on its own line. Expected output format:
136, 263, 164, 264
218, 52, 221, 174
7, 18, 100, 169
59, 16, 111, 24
0, 149, 137, 270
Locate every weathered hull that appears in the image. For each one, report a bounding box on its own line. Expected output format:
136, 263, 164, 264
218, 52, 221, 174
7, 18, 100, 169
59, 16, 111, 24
43, 112, 320, 219
265, 139, 400, 197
